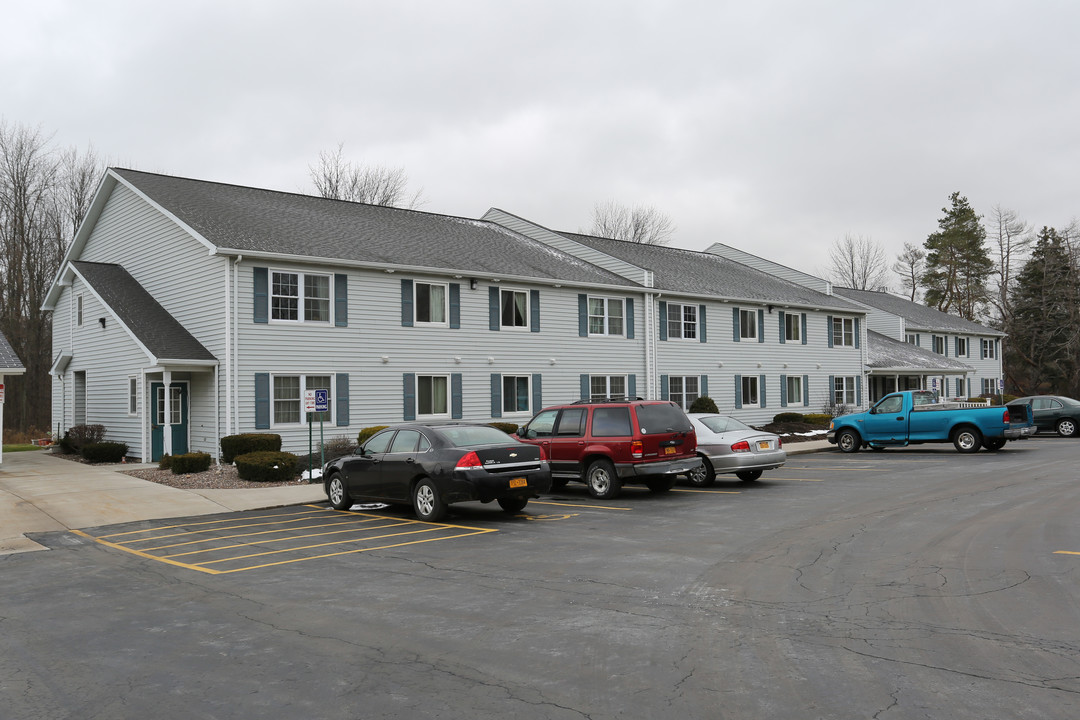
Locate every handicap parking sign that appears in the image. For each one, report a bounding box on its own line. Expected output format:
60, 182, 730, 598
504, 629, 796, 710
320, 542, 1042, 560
314, 389, 329, 413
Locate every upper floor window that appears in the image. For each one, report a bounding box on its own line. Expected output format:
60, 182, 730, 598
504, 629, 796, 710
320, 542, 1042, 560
832, 317, 855, 347
784, 313, 800, 342
588, 297, 624, 336
956, 337, 968, 357
667, 303, 698, 340
905, 333, 917, 344
77, 294, 84, 326
981, 338, 996, 359
932, 335, 945, 355
272, 271, 330, 322
415, 282, 448, 325
500, 289, 529, 329
668, 376, 700, 410
740, 309, 758, 341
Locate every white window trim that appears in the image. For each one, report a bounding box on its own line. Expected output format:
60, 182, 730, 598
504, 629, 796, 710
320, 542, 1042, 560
587, 296, 625, 337
414, 281, 450, 327
590, 374, 628, 401
668, 375, 700, 410
784, 313, 800, 342
786, 376, 805, 407
740, 309, 758, 341
832, 317, 855, 347
416, 373, 452, 418
77, 294, 84, 327
500, 287, 530, 331
128, 376, 139, 416
270, 373, 336, 427
741, 375, 760, 408
906, 333, 917, 345
501, 374, 533, 415
834, 376, 857, 405
668, 302, 698, 341
269, 269, 332, 325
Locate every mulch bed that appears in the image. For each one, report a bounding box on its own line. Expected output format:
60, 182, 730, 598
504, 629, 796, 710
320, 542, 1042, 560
49, 451, 308, 490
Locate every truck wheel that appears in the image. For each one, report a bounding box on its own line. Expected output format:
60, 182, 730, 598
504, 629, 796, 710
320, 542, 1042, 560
983, 438, 1006, 451
836, 429, 861, 453
1056, 418, 1077, 437
952, 426, 982, 453
585, 459, 622, 499
687, 456, 715, 487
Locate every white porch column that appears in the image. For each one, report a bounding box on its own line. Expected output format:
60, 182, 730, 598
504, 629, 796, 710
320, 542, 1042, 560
162, 369, 173, 457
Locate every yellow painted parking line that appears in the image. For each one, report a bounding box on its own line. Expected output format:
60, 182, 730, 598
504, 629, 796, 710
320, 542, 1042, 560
672, 488, 741, 494
98, 507, 328, 541
1054, 551, 1080, 556
531, 500, 632, 511
118, 513, 367, 546
148, 518, 413, 553
194, 525, 453, 564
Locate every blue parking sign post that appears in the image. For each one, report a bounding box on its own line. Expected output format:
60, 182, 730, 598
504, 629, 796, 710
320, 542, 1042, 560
315, 389, 329, 473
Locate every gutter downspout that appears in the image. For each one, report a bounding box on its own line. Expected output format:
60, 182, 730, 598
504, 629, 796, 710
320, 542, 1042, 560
233, 255, 243, 435
224, 257, 231, 444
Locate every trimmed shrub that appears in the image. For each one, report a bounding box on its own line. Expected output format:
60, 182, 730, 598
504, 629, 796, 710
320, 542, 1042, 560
802, 413, 833, 426
295, 436, 358, 475
158, 454, 173, 470
81, 442, 128, 464
170, 452, 212, 475
235, 451, 300, 483
65, 424, 107, 452
220, 433, 281, 464
357, 426, 389, 446
772, 412, 805, 424
688, 396, 720, 414
488, 422, 520, 435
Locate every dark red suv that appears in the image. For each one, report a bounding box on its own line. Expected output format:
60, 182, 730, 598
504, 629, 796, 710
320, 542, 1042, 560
515, 399, 698, 498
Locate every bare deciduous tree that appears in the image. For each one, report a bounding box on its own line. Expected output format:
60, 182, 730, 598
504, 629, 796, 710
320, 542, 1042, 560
892, 242, 926, 301
825, 233, 890, 290
986, 204, 1031, 325
309, 144, 424, 208
586, 200, 674, 245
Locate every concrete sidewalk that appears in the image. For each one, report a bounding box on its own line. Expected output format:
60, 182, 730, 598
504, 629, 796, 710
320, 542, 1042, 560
0, 450, 325, 555
0, 439, 834, 556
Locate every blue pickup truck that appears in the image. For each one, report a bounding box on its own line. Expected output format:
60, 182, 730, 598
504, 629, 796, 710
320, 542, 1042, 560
827, 390, 1035, 453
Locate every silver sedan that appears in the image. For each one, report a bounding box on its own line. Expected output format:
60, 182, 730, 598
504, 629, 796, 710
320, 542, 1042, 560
685, 413, 786, 485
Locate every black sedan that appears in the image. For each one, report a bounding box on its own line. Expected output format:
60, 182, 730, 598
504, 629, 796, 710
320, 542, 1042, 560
1013, 395, 1080, 437
323, 423, 551, 521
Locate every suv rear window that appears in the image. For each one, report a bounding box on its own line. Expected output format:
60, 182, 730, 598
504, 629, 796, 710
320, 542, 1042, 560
635, 403, 693, 434
590, 407, 632, 437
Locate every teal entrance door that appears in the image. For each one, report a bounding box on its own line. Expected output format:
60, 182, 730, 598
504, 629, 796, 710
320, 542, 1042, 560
150, 382, 189, 461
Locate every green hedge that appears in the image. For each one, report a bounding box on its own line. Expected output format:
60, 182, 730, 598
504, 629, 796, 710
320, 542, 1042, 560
221, 433, 281, 464
772, 412, 805, 424
688, 396, 719, 414
487, 422, 520, 435
802, 413, 833, 426
357, 426, 389, 446
81, 442, 128, 464
171, 452, 212, 474
235, 451, 300, 483
158, 454, 173, 470
64, 424, 107, 453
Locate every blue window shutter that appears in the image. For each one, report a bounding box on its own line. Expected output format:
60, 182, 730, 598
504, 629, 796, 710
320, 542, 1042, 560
336, 373, 349, 426
758, 309, 765, 343
254, 373, 270, 429
801, 313, 807, 345
451, 373, 463, 419
578, 294, 588, 337
490, 374, 502, 418
778, 311, 786, 344
854, 319, 861, 349
828, 375, 836, 403
253, 267, 268, 324
827, 316, 834, 347
700, 374, 708, 398
532, 373, 542, 412
334, 274, 348, 327
732, 307, 740, 342
943, 334, 948, 356
627, 374, 636, 399
916, 334, 921, 347
660, 375, 669, 400
780, 374, 788, 407
403, 373, 416, 421
659, 301, 668, 341
760, 374, 767, 407
698, 304, 707, 343
401, 279, 414, 327
449, 283, 461, 329
803, 375, 809, 405
944, 378, 950, 396
580, 374, 590, 400
626, 298, 635, 339
530, 289, 540, 333
489, 287, 500, 331
734, 375, 743, 409
856, 376, 863, 406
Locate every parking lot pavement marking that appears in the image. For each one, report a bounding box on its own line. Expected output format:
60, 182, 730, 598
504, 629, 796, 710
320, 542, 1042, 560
671, 488, 742, 494
1054, 551, 1080, 556
530, 500, 632, 511
72, 507, 498, 574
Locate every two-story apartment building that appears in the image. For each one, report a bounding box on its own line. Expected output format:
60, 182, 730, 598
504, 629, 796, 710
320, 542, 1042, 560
0, 330, 26, 464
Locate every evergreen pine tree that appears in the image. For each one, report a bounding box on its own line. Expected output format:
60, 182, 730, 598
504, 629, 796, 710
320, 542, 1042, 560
923, 192, 994, 320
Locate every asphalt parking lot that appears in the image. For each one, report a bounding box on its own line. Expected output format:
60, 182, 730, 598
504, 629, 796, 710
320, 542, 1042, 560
5, 437, 1080, 720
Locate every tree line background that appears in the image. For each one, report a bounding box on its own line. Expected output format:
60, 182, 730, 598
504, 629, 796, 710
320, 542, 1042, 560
2, 123, 1077, 437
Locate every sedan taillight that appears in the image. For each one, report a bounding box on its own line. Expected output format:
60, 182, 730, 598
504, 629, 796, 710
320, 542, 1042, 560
455, 451, 482, 470
730, 440, 751, 453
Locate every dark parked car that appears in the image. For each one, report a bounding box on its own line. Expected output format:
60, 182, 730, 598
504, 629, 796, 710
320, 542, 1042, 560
515, 398, 698, 499
323, 423, 551, 521
1013, 395, 1080, 437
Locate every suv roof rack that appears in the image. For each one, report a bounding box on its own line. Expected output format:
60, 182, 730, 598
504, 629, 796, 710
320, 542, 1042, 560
570, 396, 646, 404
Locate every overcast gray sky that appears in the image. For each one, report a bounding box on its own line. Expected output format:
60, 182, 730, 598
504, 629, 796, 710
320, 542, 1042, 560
5, 0, 1078, 281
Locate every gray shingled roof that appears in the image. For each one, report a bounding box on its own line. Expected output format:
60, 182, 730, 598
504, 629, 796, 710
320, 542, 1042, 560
866, 330, 974, 372
72, 261, 217, 363
0, 330, 24, 371
559, 232, 863, 310
835, 287, 1004, 336
112, 169, 636, 287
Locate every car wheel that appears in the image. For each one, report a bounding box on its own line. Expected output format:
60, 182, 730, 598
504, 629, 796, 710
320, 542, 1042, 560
736, 470, 763, 482
983, 438, 1006, 451
687, 456, 716, 487
646, 476, 676, 493
585, 459, 622, 499
952, 426, 982, 453
412, 478, 447, 521
497, 497, 528, 513
326, 473, 352, 511
1056, 418, 1077, 437
837, 429, 861, 453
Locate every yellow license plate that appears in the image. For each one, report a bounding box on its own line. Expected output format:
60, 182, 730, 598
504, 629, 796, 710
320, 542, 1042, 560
663, 446, 676, 455
509, 477, 527, 488
758, 441, 770, 450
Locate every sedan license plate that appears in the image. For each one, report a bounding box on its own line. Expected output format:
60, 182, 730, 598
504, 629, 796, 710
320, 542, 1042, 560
509, 477, 527, 489
663, 446, 676, 455
758, 440, 771, 450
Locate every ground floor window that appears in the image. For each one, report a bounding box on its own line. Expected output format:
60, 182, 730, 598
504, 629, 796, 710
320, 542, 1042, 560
590, 375, 626, 401
955, 378, 965, 397
981, 377, 999, 395
668, 376, 699, 410
128, 377, 138, 415
273, 374, 333, 424
741, 375, 759, 407
502, 375, 531, 414
834, 376, 857, 406
785, 375, 803, 406
418, 375, 450, 417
